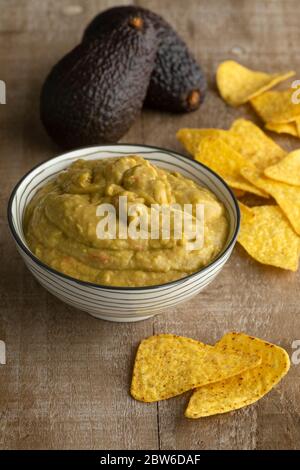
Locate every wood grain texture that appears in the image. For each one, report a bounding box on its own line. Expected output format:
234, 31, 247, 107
0, 0, 299, 450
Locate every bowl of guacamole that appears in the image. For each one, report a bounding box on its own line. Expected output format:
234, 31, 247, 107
8, 145, 240, 322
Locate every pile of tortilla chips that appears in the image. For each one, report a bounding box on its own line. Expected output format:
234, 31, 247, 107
216, 60, 299, 137
130, 333, 290, 418
177, 119, 300, 271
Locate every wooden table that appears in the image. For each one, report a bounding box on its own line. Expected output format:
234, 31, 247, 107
1, 0, 299, 450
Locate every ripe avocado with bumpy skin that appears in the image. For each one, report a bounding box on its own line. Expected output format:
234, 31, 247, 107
83, 5, 206, 113
40, 16, 158, 149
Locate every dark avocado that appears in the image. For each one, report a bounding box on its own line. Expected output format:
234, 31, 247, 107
83, 6, 206, 113
40, 16, 157, 149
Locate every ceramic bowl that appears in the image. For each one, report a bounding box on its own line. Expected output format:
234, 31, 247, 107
8, 144, 240, 322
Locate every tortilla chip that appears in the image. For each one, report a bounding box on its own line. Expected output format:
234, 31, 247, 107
265, 120, 298, 136
251, 89, 300, 124
131, 334, 261, 402
194, 137, 268, 197
177, 120, 286, 171
216, 61, 295, 106
238, 203, 300, 271
238, 201, 255, 218
230, 119, 286, 169
264, 149, 300, 186
185, 332, 290, 418
176, 128, 233, 155
241, 167, 300, 235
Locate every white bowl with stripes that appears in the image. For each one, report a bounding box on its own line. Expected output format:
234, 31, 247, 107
8, 144, 240, 322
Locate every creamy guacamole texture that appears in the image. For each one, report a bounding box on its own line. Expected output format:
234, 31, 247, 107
24, 156, 228, 287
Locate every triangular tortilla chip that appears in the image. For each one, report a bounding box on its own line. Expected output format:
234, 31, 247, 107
194, 137, 268, 197
131, 334, 261, 402
238, 203, 300, 271
177, 120, 286, 171
185, 332, 290, 418
241, 167, 300, 235
251, 89, 300, 123
264, 149, 300, 186
230, 119, 286, 169
176, 128, 232, 155
217, 61, 295, 106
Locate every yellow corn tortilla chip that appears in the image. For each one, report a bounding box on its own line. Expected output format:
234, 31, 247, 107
194, 137, 268, 198
241, 167, 300, 235
264, 149, 300, 186
185, 332, 290, 418
131, 334, 261, 402
238, 201, 255, 218
176, 128, 232, 155
238, 203, 300, 271
251, 89, 300, 124
265, 120, 298, 137
216, 60, 295, 107
230, 119, 286, 169
177, 120, 286, 171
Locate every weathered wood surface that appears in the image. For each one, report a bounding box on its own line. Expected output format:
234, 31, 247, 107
0, 0, 299, 450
